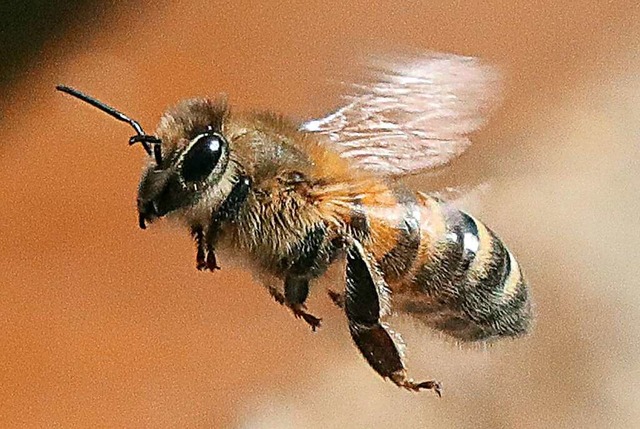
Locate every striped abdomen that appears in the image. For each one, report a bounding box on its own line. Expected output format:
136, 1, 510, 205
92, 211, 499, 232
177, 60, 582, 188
357, 188, 532, 342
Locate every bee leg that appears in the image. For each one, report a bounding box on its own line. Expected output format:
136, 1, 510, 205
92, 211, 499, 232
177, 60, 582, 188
191, 226, 209, 271
265, 280, 321, 331
345, 242, 441, 396
191, 226, 220, 271
272, 223, 331, 331
327, 290, 345, 308
200, 176, 252, 272
204, 244, 221, 271
285, 276, 322, 331
267, 285, 286, 306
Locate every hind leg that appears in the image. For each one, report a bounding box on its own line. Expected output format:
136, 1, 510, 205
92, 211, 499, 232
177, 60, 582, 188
345, 241, 441, 396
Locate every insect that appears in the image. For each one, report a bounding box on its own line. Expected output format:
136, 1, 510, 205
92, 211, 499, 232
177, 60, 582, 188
57, 53, 532, 396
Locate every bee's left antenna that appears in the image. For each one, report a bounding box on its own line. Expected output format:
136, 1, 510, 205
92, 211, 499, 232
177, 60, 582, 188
56, 85, 163, 164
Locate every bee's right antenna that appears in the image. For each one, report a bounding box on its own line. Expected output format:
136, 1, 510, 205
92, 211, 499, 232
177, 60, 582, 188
56, 85, 163, 165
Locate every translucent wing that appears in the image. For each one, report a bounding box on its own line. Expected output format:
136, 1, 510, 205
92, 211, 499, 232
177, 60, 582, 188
423, 183, 490, 213
301, 53, 502, 176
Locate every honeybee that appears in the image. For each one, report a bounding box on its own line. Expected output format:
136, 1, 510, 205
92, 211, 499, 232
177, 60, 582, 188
57, 53, 531, 396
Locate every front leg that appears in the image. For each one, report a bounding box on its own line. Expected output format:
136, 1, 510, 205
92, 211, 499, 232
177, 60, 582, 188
192, 176, 252, 272
345, 240, 442, 396
191, 226, 219, 271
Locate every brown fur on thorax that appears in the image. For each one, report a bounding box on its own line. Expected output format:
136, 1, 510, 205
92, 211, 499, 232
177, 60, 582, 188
222, 114, 401, 277
153, 100, 374, 277
153, 98, 440, 286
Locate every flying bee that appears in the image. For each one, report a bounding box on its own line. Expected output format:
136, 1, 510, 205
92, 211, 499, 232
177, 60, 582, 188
57, 52, 532, 396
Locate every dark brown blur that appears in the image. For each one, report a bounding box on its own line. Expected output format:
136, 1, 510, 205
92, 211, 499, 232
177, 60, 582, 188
1, 1, 639, 428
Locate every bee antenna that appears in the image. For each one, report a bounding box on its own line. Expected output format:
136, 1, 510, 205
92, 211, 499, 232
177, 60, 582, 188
56, 85, 163, 164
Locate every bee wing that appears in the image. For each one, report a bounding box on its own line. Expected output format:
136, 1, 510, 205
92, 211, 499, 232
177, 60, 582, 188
423, 183, 491, 213
301, 53, 502, 176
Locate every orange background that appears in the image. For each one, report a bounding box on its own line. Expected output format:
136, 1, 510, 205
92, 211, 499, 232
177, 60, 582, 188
1, 1, 639, 427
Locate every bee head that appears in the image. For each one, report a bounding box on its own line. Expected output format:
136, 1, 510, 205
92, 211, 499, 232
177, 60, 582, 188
56, 86, 238, 229
137, 98, 235, 228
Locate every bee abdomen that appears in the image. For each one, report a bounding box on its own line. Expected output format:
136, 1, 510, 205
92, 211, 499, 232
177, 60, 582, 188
378, 189, 422, 281
407, 210, 532, 342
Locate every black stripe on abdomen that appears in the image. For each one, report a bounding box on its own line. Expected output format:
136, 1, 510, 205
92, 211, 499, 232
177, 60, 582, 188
408, 209, 532, 341
413, 209, 476, 299
460, 227, 531, 339
379, 189, 421, 281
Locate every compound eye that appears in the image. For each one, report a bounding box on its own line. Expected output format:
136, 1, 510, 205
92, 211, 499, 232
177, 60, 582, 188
181, 134, 223, 182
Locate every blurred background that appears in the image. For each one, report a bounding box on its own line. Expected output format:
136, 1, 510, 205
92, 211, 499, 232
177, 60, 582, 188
1, 1, 639, 428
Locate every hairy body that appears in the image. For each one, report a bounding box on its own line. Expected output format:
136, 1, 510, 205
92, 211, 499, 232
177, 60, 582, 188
157, 102, 530, 346
58, 52, 532, 395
